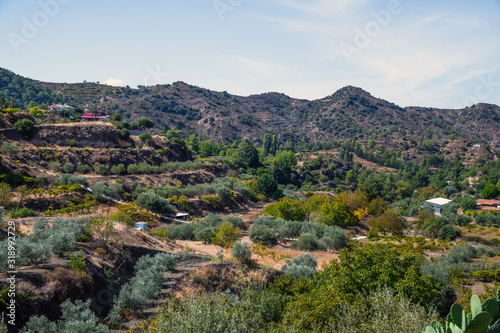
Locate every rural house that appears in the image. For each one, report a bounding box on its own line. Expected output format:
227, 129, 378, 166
422, 197, 453, 214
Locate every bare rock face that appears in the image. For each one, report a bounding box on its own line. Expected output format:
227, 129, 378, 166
31, 123, 133, 148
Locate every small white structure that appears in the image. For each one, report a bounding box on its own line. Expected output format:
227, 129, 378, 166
48, 104, 74, 112
473, 144, 481, 148
135, 222, 148, 231
176, 212, 190, 221
422, 197, 453, 214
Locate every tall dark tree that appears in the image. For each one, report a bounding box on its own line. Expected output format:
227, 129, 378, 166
270, 135, 278, 156
257, 174, 282, 199
237, 138, 260, 169
262, 133, 272, 156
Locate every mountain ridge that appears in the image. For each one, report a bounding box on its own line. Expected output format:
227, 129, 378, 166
1, 68, 499, 149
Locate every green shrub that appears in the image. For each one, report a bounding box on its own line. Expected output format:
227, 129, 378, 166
322, 226, 346, 250
92, 182, 123, 202
437, 224, 461, 241
94, 164, 109, 175
20, 299, 109, 333
476, 214, 500, 226
68, 250, 87, 271
282, 253, 317, 278
249, 224, 278, 247
120, 128, 130, 139
66, 138, 77, 147
9, 207, 38, 218
332, 288, 435, 333
110, 164, 125, 175
77, 164, 89, 173
62, 162, 75, 173
14, 119, 37, 139
158, 224, 195, 240
291, 233, 325, 251
232, 241, 252, 263
139, 133, 153, 146
223, 216, 246, 230
48, 161, 61, 171
110, 211, 134, 226
109, 253, 177, 323
136, 191, 175, 216
216, 186, 231, 202
53, 174, 89, 187
0, 142, 18, 156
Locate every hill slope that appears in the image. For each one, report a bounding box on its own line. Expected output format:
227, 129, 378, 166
1, 68, 499, 148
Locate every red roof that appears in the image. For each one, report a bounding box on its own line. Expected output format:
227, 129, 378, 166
82, 110, 107, 119
477, 199, 500, 206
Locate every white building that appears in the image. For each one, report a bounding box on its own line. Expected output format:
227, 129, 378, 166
422, 197, 453, 214
48, 104, 74, 112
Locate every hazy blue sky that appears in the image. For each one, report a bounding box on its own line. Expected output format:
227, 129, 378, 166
1, 0, 499, 108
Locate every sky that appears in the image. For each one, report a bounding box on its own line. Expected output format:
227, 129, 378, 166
1, 0, 500, 109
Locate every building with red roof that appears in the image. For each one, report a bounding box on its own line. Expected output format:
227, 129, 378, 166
81, 110, 109, 121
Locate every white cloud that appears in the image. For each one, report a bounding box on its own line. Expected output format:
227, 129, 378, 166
232, 57, 287, 76
278, 0, 368, 16
104, 78, 124, 86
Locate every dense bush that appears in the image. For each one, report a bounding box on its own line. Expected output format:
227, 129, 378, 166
292, 233, 325, 251
282, 253, 317, 278
156, 214, 245, 243
421, 244, 495, 284
127, 161, 203, 175
330, 288, 435, 333
216, 186, 231, 202
92, 182, 123, 202
62, 162, 75, 173
139, 132, 153, 146
15, 119, 37, 139
133, 178, 251, 201
110, 164, 125, 175
109, 253, 178, 322
153, 292, 282, 333
136, 191, 175, 216
20, 299, 110, 333
322, 225, 347, 250
223, 216, 246, 230
0, 217, 89, 270
159, 223, 195, 240
475, 213, 500, 226
249, 216, 346, 251
249, 224, 279, 247
94, 164, 110, 175
232, 241, 253, 263
110, 211, 134, 226
0, 141, 18, 156
53, 174, 89, 188
9, 207, 38, 218
48, 161, 61, 171
437, 224, 461, 241
77, 164, 89, 173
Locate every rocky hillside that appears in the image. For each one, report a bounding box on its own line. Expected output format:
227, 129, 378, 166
1, 68, 499, 148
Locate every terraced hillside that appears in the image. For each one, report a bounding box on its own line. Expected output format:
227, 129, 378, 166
1, 68, 499, 149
